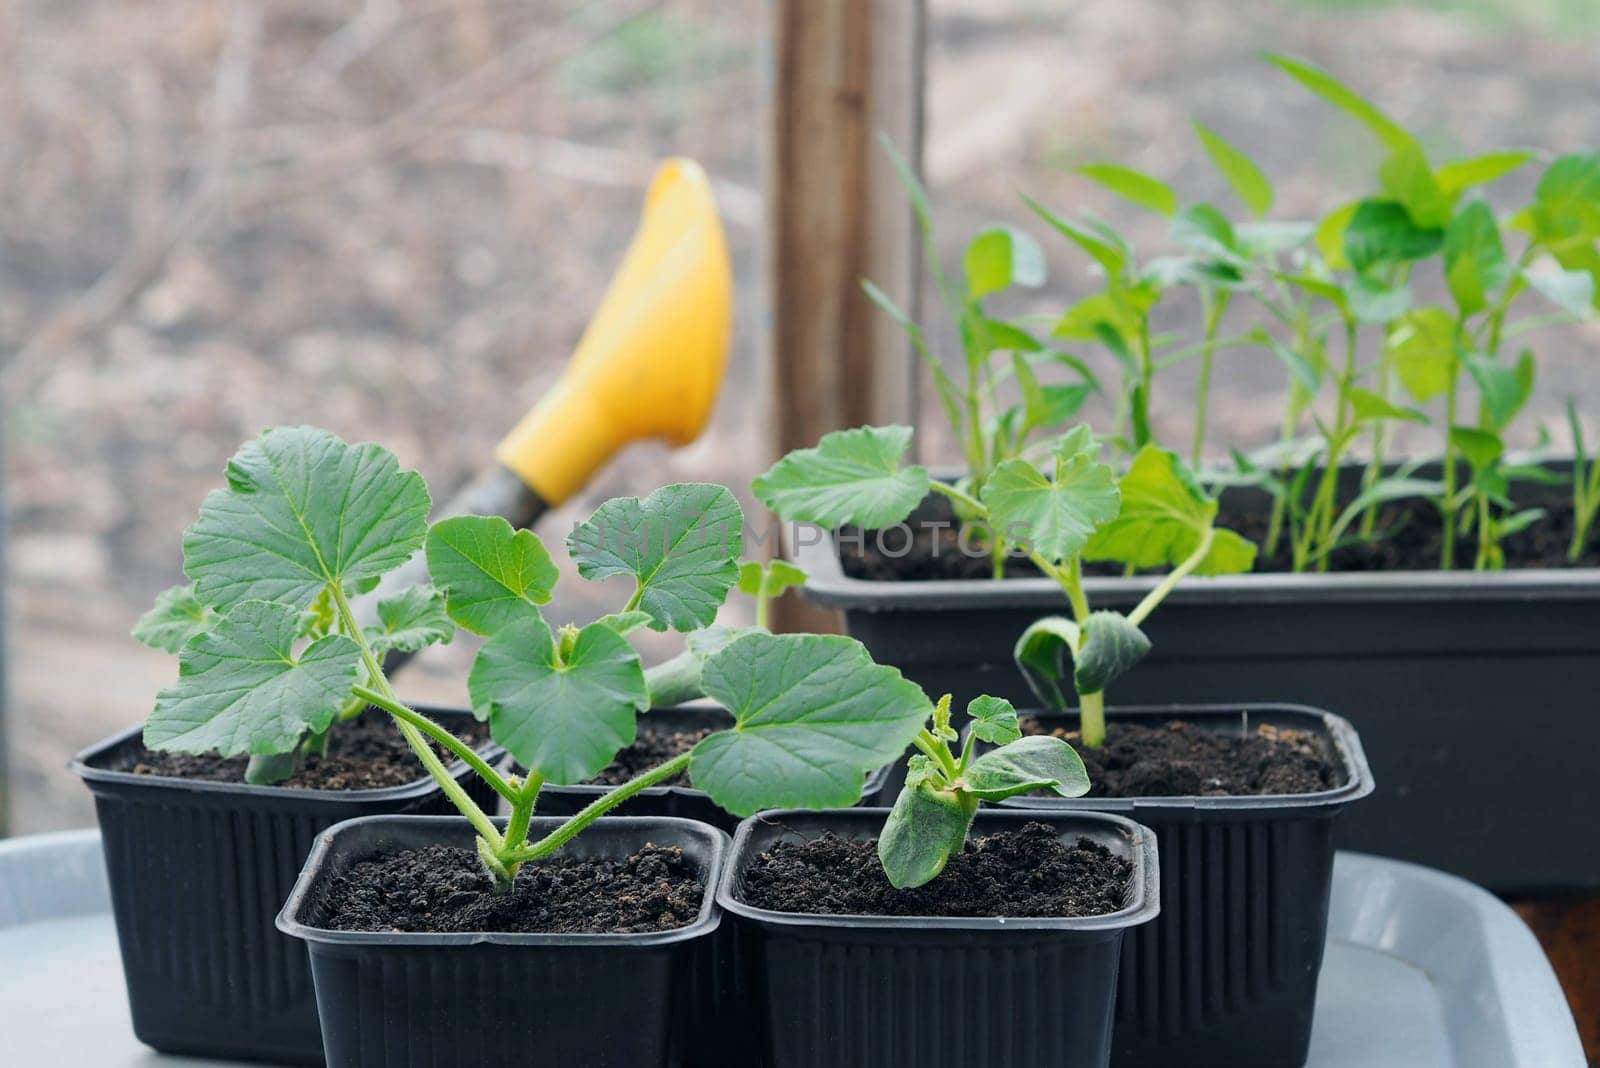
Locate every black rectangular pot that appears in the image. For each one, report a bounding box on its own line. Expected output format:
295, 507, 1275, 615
979, 704, 1373, 1068
70, 708, 503, 1065
792, 478, 1600, 895
277, 813, 727, 1068
718, 807, 1160, 1068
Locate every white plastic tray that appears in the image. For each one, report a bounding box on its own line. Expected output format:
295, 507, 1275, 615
0, 830, 1585, 1066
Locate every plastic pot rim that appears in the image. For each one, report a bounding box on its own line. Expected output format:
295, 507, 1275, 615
716, 806, 1160, 934
277, 813, 727, 950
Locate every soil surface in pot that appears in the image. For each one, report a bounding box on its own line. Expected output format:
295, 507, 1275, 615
108, 712, 490, 790
584, 725, 716, 787
838, 491, 1599, 580
1023, 718, 1339, 797
741, 821, 1130, 918
318, 843, 704, 933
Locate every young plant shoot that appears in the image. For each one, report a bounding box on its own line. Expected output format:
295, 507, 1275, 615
753, 423, 1255, 748
138, 426, 932, 889
877, 693, 1089, 889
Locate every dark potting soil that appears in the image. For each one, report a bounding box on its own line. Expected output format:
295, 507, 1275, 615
1023, 718, 1340, 797
740, 821, 1131, 918
319, 843, 705, 934
109, 712, 491, 790
837, 491, 1599, 581
584, 725, 715, 787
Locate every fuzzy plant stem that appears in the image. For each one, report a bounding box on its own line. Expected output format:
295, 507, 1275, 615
503, 753, 692, 865
1191, 292, 1229, 467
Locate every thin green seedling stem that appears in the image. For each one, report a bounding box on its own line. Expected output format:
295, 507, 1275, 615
330, 583, 503, 852
1441, 366, 1461, 571
1127, 527, 1215, 628
1191, 291, 1230, 466
916, 728, 962, 779
1153, 331, 1264, 371
1306, 316, 1359, 571
352, 685, 517, 804
504, 752, 692, 864
1475, 493, 1493, 571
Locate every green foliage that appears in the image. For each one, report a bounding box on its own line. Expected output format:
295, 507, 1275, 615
425, 515, 558, 636
877, 693, 1089, 889
133, 583, 216, 654
751, 425, 930, 529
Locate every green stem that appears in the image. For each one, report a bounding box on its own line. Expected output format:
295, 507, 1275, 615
1190, 293, 1229, 467
1441, 373, 1460, 571
1127, 528, 1215, 628
643, 650, 707, 708
330, 583, 502, 852
914, 728, 961, 780
505, 753, 692, 864
928, 478, 985, 516
1079, 691, 1107, 748
754, 584, 771, 630
353, 685, 516, 803
1359, 355, 1393, 539
1308, 317, 1359, 570
1474, 492, 1493, 571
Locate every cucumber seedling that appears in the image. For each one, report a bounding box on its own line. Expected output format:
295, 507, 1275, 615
138, 426, 932, 888
877, 693, 1089, 888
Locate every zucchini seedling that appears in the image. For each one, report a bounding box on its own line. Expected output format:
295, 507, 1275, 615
138, 426, 932, 888
877, 693, 1089, 888
754, 422, 1254, 748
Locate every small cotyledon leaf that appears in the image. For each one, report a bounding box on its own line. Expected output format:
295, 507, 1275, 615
183, 426, 430, 612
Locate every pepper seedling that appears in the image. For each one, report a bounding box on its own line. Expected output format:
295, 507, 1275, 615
877, 693, 1089, 888
138, 426, 932, 889
754, 422, 1254, 747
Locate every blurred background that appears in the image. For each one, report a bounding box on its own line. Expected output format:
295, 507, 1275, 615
4, 0, 1599, 835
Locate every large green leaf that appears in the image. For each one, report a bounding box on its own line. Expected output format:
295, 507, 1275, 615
979, 453, 1120, 563
1193, 121, 1273, 218
132, 583, 216, 654
366, 585, 454, 656
1073, 611, 1152, 695
467, 617, 648, 784
964, 225, 1046, 299
144, 600, 362, 756
878, 783, 971, 889
689, 633, 930, 816
963, 735, 1090, 801
1386, 307, 1458, 403
1444, 202, 1511, 316
752, 425, 931, 529
1082, 446, 1256, 574
1078, 163, 1177, 217
425, 515, 558, 636
568, 483, 743, 633
183, 426, 430, 612
1344, 200, 1444, 272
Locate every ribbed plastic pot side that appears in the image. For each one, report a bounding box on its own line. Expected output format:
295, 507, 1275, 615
70, 707, 504, 1066
978, 704, 1374, 1068
717, 808, 1160, 1068
277, 814, 727, 1068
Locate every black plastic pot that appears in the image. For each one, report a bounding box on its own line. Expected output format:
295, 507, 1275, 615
718, 807, 1160, 1068
792, 476, 1600, 895
978, 704, 1373, 1068
277, 813, 727, 1068
70, 708, 503, 1065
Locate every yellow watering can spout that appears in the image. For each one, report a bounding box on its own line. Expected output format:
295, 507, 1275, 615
495, 158, 733, 505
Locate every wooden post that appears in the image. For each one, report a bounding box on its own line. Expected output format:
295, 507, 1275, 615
765, 0, 926, 633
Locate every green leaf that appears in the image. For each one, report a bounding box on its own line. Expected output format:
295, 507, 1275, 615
1258, 329, 1322, 394
133, 583, 217, 654
1435, 151, 1533, 196
1522, 266, 1595, 318
1379, 147, 1451, 229
183, 427, 430, 612
1444, 202, 1511, 316
903, 753, 942, 791
1266, 53, 1420, 155
1386, 308, 1458, 403
1073, 610, 1152, 695
1193, 121, 1273, 217
1024, 194, 1126, 275
367, 585, 455, 656
1532, 153, 1600, 244
1344, 200, 1444, 272
1014, 616, 1080, 712
1346, 275, 1411, 325
752, 425, 930, 529
144, 601, 362, 756
467, 617, 648, 783
963, 735, 1090, 801
1082, 446, 1255, 574
964, 225, 1047, 300
967, 695, 1022, 746
689, 633, 930, 817
878, 783, 971, 889
568, 483, 743, 633
1171, 203, 1242, 265
425, 515, 558, 637
1465, 351, 1534, 431
1348, 387, 1429, 424
1315, 201, 1361, 270
1237, 220, 1312, 255
737, 559, 808, 599
979, 453, 1120, 563
1078, 163, 1177, 217
1450, 426, 1504, 470
595, 610, 654, 635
